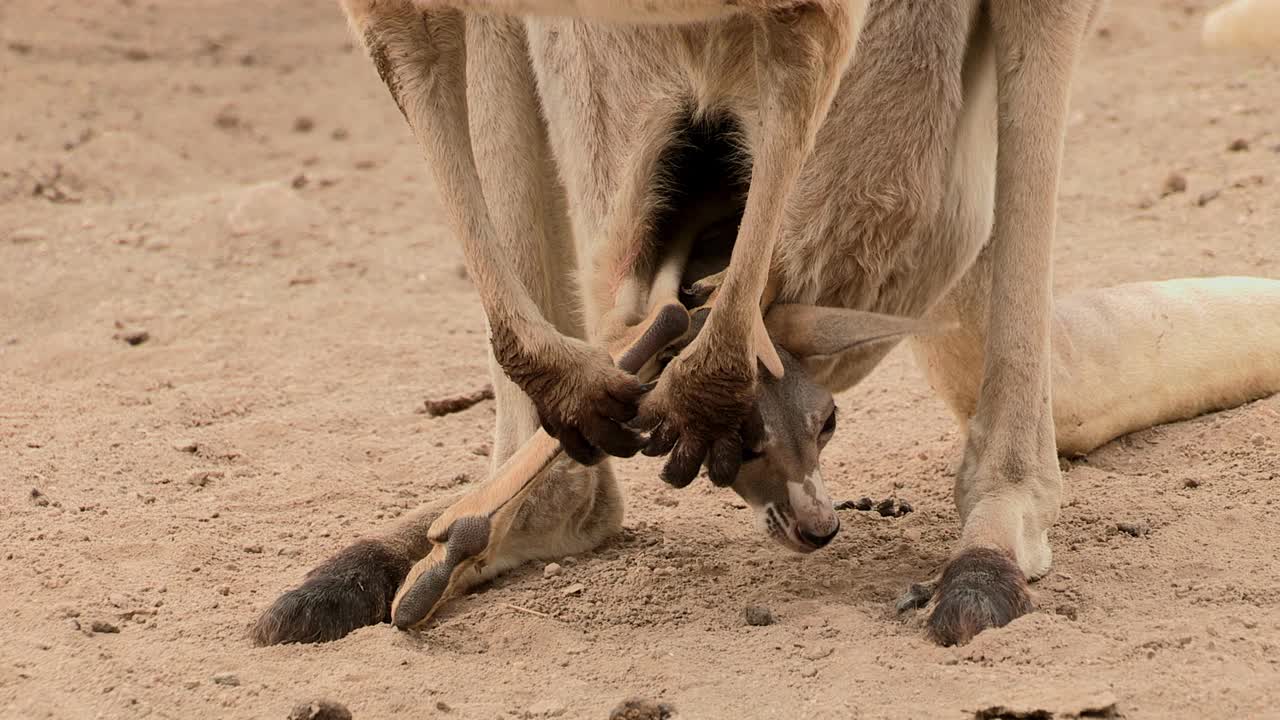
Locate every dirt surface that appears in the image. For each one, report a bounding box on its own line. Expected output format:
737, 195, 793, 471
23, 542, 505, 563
2, 2, 1278, 718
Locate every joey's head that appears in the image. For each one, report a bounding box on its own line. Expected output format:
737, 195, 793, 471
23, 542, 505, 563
725, 304, 934, 553
730, 346, 840, 552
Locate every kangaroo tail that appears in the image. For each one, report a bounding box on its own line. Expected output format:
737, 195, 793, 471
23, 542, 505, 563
1052, 276, 1280, 455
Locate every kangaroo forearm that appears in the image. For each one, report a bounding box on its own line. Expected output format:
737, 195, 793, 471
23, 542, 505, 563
355, 2, 556, 362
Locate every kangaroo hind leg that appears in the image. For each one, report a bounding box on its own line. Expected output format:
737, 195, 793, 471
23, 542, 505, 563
917, 0, 1098, 647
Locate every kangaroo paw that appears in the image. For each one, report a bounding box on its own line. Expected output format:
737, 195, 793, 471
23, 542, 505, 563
392, 515, 492, 630
493, 333, 648, 465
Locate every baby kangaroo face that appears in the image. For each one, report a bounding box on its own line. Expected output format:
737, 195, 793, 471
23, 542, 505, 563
730, 347, 842, 553
655, 300, 930, 553
727, 304, 936, 553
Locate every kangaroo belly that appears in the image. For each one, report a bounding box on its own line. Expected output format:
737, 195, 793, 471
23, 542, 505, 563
776, 0, 996, 392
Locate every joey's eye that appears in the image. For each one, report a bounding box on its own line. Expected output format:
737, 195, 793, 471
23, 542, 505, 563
820, 408, 837, 435
742, 445, 765, 463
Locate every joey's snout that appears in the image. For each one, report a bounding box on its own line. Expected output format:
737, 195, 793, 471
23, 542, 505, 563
744, 469, 840, 554
724, 342, 844, 553
799, 522, 840, 549
789, 469, 839, 543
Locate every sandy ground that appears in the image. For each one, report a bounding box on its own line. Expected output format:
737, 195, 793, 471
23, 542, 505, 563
2, 1, 1279, 718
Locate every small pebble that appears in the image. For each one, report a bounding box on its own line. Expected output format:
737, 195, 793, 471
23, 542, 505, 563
293, 116, 315, 133
1228, 137, 1250, 152
288, 700, 352, 720
560, 583, 585, 596
116, 329, 150, 346
1183, 478, 1201, 489
90, 620, 120, 634
211, 672, 240, 687
187, 470, 223, 487
1196, 189, 1220, 207
30, 488, 49, 507
173, 440, 198, 453
1161, 172, 1187, 196
243, 544, 264, 554
543, 562, 562, 578
744, 605, 775, 627
1250, 433, 1267, 447
216, 585, 230, 596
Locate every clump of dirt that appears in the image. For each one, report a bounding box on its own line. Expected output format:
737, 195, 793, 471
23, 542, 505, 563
743, 605, 775, 627
610, 698, 675, 720
288, 700, 352, 720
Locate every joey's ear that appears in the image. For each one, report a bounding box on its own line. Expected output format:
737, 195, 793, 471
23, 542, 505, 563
764, 304, 945, 358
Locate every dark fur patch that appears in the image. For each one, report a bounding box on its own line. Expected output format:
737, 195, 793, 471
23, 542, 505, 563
926, 547, 1032, 646
251, 540, 412, 646
363, 30, 406, 120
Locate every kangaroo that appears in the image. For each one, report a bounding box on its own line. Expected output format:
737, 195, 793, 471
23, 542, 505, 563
253, 0, 1280, 647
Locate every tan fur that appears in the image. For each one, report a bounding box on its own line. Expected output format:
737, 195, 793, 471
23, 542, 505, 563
255, 0, 1280, 646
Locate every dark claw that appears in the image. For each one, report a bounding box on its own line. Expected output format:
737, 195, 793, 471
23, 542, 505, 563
604, 376, 649, 421
558, 426, 604, 466
895, 582, 935, 613
706, 435, 742, 487
642, 422, 679, 457
590, 416, 645, 458
661, 440, 706, 488
598, 392, 638, 424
